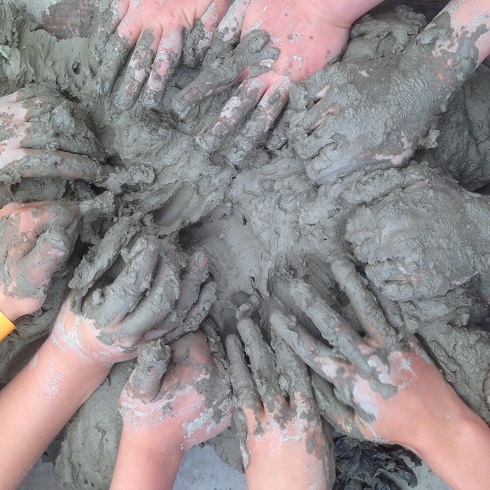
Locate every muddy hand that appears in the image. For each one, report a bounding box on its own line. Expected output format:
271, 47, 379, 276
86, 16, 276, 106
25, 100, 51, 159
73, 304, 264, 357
225, 305, 332, 489
50, 238, 214, 365
174, 0, 350, 163
0, 86, 106, 185
270, 258, 468, 448
119, 331, 232, 448
345, 165, 489, 302
0, 201, 80, 322
98, 0, 231, 109
289, 10, 486, 184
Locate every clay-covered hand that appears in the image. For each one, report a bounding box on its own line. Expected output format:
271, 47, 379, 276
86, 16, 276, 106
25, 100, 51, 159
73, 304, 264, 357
289, 12, 482, 184
119, 330, 233, 449
345, 165, 490, 302
0, 85, 107, 185
173, 0, 351, 162
98, 0, 231, 109
50, 235, 216, 366
270, 258, 467, 449
225, 306, 333, 490
0, 200, 80, 322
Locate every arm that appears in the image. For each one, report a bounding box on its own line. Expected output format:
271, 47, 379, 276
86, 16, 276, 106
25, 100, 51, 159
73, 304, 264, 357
0, 231, 211, 488
111, 329, 232, 490
0, 337, 111, 489
225, 306, 334, 490
271, 258, 490, 490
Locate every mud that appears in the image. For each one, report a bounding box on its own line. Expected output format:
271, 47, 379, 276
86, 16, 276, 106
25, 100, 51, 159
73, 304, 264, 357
0, 2, 489, 488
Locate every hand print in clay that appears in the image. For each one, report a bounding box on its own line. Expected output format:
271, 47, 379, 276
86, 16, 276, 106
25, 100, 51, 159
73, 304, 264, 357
173, 0, 351, 162
289, 11, 487, 184
0, 85, 107, 185
51, 228, 216, 365
0, 201, 80, 322
225, 304, 334, 490
97, 0, 231, 109
345, 165, 490, 302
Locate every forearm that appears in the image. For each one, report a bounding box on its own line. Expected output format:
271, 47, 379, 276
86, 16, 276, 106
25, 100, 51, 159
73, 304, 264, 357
0, 339, 111, 489
413, 405, 490, 490
111, 426, 184, 490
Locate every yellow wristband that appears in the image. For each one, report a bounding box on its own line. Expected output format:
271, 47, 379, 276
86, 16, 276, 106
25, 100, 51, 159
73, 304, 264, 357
0, 311, 15, 341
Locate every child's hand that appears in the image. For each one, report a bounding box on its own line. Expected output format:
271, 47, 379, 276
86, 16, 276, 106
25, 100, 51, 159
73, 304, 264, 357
97, 0, 231, 108
119, 330, 233, 449
225, 306, 333, 490
49, 235, 214, 366
174, 0, 350, 162
0, 85, 106, 184
270, 258, 472, 448
0, 201, 80, 321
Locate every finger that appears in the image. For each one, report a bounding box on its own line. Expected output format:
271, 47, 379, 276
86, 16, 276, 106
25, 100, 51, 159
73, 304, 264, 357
330, 258, 397, 348
18, 226, 78, 293
125, 339, 171, 403
291, 110, 338, 161
201, 318, 227, 366
288, 279, 375, 378
69, 215, 142, 304
173, 30, 278, 118
225, 334, 261, 411
114, 26, 160, 110
182, 0, 232, 67
91, 0, 130, 72
158, 281, 217, 343
82, 235, 160, 327
228, 81, 290, 164
271, 329, 313, 400
201, 0, 251, 65
116, 256, 180, 339
235, 314, 283, 407
311, 374, 366, 440
0, 149, 107, 185
196, 77, 267, 152
21, 120, 105, 161
157, 250, 209, 335
100, 20, 140, 96
269, 308, 346, 387
142, 27, 183, 109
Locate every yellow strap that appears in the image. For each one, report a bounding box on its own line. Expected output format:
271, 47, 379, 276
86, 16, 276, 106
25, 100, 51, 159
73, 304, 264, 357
0, 310, 15, 342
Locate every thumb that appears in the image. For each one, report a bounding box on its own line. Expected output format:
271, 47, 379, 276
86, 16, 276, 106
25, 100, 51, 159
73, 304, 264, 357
126, 340, 171, 403
20, 227, 74, 293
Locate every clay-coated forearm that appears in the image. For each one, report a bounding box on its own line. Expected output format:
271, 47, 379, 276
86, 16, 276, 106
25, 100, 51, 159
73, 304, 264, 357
111, 426, 184, 490
0, 340, 111, 489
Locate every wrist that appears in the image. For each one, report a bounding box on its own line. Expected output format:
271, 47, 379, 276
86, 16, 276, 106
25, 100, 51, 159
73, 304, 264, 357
47, 330, 113, 381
